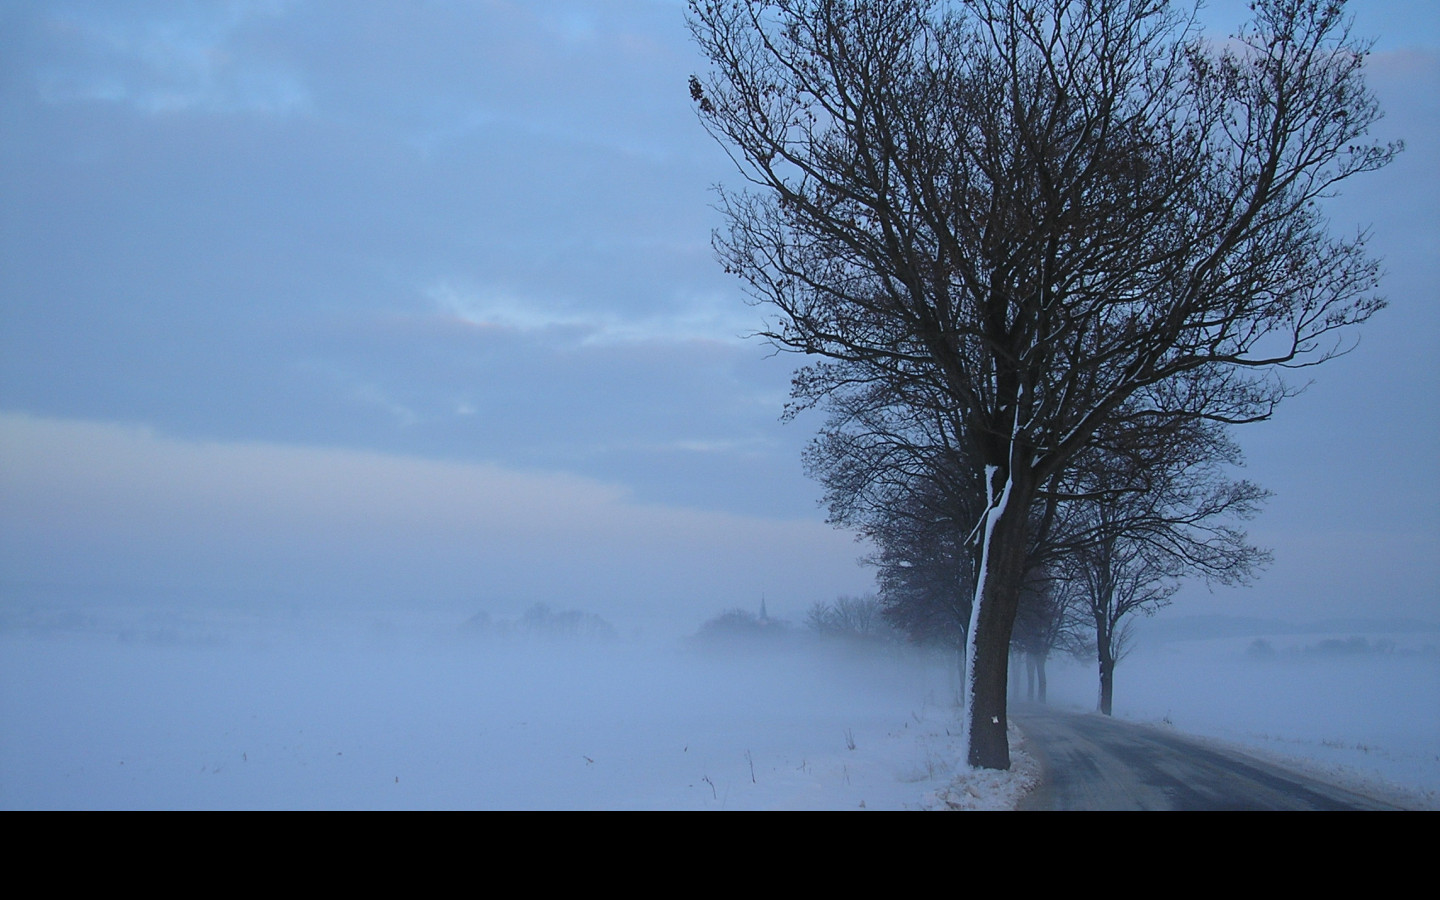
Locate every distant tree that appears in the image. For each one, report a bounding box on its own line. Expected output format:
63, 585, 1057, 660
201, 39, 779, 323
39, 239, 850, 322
801, 385, 981, 654
1061, 525, 1180, 714
519, 603, 619, 642
693, 606, 791, 647
872, 506, 973, 653
807, 594, 900, 642
1049, 424, 1270, 714
1010, 566, 1079, 704
689, 0, 1394, 767
461, 604, 618, 642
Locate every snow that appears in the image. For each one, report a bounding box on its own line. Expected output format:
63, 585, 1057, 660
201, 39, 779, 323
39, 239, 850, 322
0, 608, 1031, 810
963, 464, 1015, 748
2, 606, 1431, 810
1037, 632, 1440, 808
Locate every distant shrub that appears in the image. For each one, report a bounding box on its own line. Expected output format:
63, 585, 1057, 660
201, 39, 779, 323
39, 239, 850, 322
1245, 638, 1276, 660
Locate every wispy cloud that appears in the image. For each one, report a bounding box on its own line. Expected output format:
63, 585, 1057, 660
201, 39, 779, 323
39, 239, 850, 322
426, 281, 756, 347
32, 0, 309, 115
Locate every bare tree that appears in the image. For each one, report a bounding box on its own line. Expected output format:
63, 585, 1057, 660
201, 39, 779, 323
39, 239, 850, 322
1066, 528, 1181, 714
1049, 420, 1270, 713
689, 0, 1397, 768
806, 594, 899, 641
869, 493, 973, 652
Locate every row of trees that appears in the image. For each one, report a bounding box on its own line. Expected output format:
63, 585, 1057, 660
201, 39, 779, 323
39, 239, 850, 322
865, 417, 1272, 715
822, 422, 1271, 715
689, 0, 1396, 767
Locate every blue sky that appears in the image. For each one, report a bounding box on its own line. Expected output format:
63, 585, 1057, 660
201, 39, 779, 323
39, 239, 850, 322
1, 1, 1436, 634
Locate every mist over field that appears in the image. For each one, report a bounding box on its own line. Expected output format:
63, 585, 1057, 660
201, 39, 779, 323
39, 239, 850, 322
2, 605, 1435, 810
0, 607, 972, 810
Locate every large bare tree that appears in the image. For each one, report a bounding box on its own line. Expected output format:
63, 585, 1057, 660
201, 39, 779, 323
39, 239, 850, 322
688, 0, 1397, 768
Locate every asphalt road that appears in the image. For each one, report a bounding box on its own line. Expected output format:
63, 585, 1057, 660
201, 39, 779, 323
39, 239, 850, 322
1014, 707, 1405, 810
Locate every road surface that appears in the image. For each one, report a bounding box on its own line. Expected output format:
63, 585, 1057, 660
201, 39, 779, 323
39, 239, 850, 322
1014, 707, 1405, 810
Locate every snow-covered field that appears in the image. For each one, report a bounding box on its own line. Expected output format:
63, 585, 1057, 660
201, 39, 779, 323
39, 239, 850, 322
2, 607, 1434, 809
0, 608, 1004, 810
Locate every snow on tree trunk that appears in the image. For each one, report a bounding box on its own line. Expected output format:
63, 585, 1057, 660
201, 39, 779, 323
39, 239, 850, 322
963, 465, 1032, 770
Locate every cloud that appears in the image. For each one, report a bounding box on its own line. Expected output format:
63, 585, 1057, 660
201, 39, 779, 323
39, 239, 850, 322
0, 413, 872, 629
426, 280, 757, 347
30, 0, 309, 115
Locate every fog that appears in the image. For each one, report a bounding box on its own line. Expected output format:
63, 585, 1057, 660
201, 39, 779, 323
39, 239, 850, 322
2, 606, 1435, 809
0, 608, 973, 810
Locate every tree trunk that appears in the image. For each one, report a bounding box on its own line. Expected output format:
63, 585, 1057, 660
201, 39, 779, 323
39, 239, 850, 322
1097, 644, 1115, 716
1036, 653, 1048, 705
1007, 651, 1018, 703
964, 473, 1033, 770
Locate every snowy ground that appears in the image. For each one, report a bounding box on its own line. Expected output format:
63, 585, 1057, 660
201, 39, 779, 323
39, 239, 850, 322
1, 606, 1433, 809
0, 607, 1008, 810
